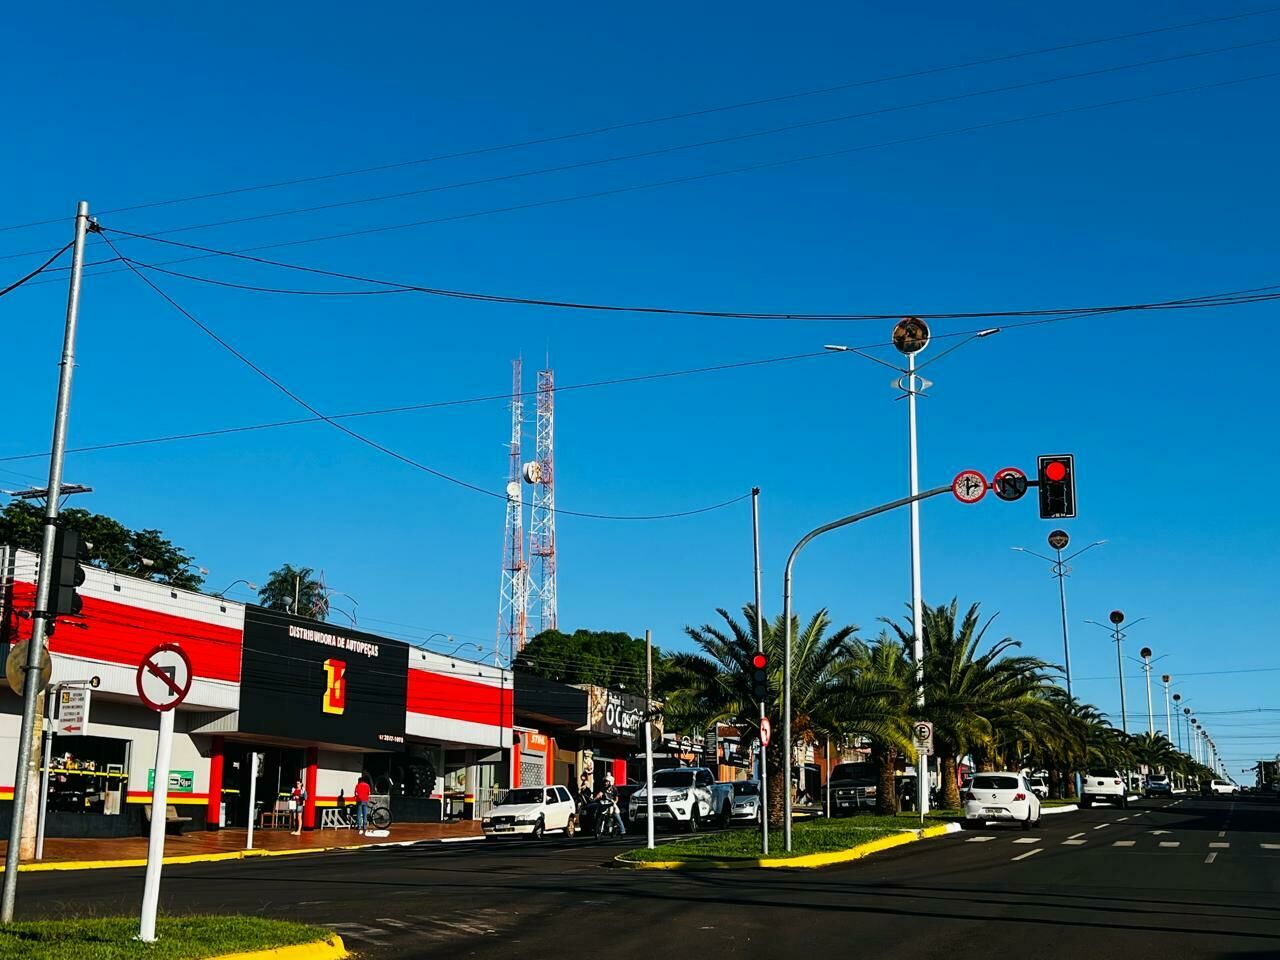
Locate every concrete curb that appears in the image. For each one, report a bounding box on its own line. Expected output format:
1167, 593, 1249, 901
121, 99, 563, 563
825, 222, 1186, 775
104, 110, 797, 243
212, 934, 348, 960
3, 835, 467, 873
1041, 804, 1079, 815
617, 821, 961, 871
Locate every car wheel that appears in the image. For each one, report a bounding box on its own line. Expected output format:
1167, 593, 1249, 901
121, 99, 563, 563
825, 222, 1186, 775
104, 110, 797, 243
959, 819, 974, 831
532, 817, 545, 840
720, 803, 732, 828
564, 815, 576, 838
687, 809, 701, 834
1120, 796, 1129, 810
1021, 812, 1033, 831
1081, 798, 1092, 808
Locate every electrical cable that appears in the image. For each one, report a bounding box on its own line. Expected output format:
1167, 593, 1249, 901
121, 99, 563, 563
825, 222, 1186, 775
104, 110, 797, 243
4, 5, 1274, 237
0, 241, 72, 299
98, 232, 751, 522
7, 30, 1270, 265
30, 67, 1280, 294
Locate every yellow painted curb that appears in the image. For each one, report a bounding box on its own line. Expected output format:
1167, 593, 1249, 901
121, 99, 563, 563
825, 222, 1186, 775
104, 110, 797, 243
3, 837, 421, 873
211, 933, 348, 960
617, 823, 958, 871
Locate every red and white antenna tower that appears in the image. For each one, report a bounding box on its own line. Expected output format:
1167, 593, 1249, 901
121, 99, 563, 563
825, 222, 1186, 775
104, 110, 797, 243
497, 359, 528, 657
527, 366, 557, 634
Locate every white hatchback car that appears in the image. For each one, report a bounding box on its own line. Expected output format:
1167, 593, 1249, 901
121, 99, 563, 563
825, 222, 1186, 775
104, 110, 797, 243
482, 785, 577, 839
962, 772, 1042, 830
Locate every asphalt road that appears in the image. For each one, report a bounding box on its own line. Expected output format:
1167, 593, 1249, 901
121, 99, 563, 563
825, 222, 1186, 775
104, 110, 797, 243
15, 795, 1280, 959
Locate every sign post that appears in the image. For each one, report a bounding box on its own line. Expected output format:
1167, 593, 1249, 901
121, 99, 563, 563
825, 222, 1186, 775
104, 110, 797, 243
135, 644, 192, 944
246, 751, 259, 851
911, 722, 935, 825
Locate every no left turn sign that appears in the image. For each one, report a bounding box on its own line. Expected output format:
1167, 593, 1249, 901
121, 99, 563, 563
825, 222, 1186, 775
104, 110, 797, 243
136, 644, 193, 712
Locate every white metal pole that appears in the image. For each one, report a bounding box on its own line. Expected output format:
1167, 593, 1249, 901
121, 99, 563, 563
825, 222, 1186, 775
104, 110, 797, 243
139, 708, 175, 942
246, 751, 258, 850
1162, 678, 1172, 743
1115, 624, 1129, 734
35, 686, 56, 861
645, 630, 655, 851
1, 201, 90, 922
751, 488, 767, 855
1143, 655, 1154, 735
907, 350, 929, 816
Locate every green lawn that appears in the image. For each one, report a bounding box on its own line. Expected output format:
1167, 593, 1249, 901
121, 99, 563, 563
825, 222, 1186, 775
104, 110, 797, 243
621, 817, 932, 863
1043, 798, 1078, 807
0, 916, 331, 960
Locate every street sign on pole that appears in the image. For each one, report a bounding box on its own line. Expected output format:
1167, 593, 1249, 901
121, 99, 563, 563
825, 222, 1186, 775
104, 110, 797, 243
951, 470, 987, 504
760, 717, 772, 748
136, 644, 192, 943
53, 687, 90, 735
5, 642, 51, 697
992, 467, 1028, 502
1048, 529, 1070, 551
912, 721, 935, 755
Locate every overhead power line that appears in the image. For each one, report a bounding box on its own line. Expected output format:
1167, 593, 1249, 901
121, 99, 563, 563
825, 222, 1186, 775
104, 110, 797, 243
0, 242, 72, 299
97, 232, 751, 522
3, 5, 1275, 238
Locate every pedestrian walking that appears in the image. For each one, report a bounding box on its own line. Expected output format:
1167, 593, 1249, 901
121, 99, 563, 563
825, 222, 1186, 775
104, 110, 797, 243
290, 779, 306, 835
354, 774, 372, 834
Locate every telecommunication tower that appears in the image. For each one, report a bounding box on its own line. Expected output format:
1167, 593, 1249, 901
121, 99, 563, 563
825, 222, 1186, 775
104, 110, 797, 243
526, 367, 557, 634
496, 359, 528, 656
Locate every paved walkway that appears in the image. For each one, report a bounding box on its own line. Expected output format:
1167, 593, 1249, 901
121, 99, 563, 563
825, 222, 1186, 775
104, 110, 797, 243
1, 821, 482, 868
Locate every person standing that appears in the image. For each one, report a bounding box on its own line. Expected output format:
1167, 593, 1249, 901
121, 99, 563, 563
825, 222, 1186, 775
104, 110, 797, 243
290, 779, 307, 836
603, 773, 625, 836
354, 774, 372, 835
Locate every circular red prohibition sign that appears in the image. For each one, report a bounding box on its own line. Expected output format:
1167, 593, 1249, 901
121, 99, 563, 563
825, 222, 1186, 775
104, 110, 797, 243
135, 642, 194, 712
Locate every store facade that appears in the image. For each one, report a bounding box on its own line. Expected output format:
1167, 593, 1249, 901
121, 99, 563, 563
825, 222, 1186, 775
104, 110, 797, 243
1, 547, 513, 836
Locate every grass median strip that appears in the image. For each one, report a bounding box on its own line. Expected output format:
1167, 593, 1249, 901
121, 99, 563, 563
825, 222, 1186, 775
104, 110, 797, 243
0, 915, 337, 960
619, 815, 958, 867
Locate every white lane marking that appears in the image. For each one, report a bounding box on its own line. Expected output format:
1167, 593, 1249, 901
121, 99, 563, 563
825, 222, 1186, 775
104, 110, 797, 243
1062, 839, 1087, 845
1159, 841, 1180, 848
1218, 830, 1227, 838
965, 836, 996, 843
1012, 837, 1040, 844
1117, 816, 1131, 821
1112, 840, 1136, 847
1093, 824, 1110, 830
1068, 832, 1086, 839
1205, 852, 1218, 864
1149, 830, 1171, 835
1210, 842, 1230, 848
1261, 843, 1280, 850
1011, 848, 1043, 862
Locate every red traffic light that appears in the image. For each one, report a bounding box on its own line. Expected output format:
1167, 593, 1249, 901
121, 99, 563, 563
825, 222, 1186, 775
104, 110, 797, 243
1044, 460, 1067, 482
752, 653, 768, 669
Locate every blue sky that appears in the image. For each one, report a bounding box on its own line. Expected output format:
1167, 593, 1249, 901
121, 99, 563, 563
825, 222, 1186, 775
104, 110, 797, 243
4, 2, 1278, 773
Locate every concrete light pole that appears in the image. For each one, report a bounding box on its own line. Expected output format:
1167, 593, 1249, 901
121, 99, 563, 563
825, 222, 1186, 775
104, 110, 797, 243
1140, 647, 1155, 735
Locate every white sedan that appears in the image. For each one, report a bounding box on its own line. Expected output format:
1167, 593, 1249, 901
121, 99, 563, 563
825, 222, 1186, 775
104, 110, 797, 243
962, 772, 1042, 830
482, 785, 577, 839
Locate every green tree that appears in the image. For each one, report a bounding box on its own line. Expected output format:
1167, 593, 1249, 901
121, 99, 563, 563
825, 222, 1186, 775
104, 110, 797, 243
666, 604, 858, 826
258, 564, 326, 619
0, 500, 204, 589
515, 629, 651, 691
840, 633, 917, 815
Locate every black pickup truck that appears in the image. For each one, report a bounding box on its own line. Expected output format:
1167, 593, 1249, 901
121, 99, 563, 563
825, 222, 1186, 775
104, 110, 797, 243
822, 762, 878, 814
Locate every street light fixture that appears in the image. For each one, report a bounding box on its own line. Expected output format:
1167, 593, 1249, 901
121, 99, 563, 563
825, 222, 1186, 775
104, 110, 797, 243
212, 579, 258, 598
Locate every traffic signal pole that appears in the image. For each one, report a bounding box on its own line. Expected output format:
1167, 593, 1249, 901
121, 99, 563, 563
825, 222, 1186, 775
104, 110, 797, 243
751, 488, 767, 855
782, 484, 951, 851
2, 201, 91, 922
906, 350, 929, 819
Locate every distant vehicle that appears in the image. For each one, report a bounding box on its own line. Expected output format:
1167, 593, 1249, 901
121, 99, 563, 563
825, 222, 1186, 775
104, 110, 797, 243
962, 772, 1041, 830
1081, 769, 1128, 808
1144, 774, 1172, 798
822, 762, 878, 814
1026, 776, 1049, 800
630, 767, 731, 831
483, 786, 577, 839
725, 779, 763, 823
1203, 779, 1237, 797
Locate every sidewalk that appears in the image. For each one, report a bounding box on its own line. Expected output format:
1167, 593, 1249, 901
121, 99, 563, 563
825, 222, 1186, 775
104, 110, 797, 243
0, 821, 482, 871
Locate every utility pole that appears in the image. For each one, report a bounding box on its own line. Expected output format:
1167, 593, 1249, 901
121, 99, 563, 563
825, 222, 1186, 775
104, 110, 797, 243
1140, 648, 1155, 735
1161, 675, 1173, 747
1114, 616, 1128, 734
644, 629, 654, 851
904, 346, 929, 818
2, 201, 91, 923
751, 488, 767, 855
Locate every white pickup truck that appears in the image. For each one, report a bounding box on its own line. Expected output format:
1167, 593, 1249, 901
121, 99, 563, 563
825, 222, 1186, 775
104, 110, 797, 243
629, 767, 734, 831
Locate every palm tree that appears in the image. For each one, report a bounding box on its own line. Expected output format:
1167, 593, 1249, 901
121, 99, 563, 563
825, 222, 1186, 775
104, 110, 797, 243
839, 634, 917, 814
258, 564, 327, 620
1131, 731, 1178, 775
885, 599, 1051, 808
666, 604, 858, 826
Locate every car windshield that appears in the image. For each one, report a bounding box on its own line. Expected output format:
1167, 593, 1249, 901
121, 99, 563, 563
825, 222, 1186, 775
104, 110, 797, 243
653, 770, 696, 788
829, 763, 876, 782
498, 789, 546, 806
732, 782, 759, 796
971, 776, 1020, 791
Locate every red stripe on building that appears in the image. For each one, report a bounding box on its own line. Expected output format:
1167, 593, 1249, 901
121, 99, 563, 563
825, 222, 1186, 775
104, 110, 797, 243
406, 670, 513, 727
7, 581, 242, 682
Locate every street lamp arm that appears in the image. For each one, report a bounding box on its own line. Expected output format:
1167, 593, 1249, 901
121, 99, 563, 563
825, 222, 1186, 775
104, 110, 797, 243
1011, 546, 1057, 564
823, 344, 904, 374
913, 330, 999, 373
1064, 540, 1107, 563
782, 482, 951, 851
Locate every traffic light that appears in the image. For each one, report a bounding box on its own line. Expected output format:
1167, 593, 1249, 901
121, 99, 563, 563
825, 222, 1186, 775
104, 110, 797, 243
1037, 454, 1076, 520
50, 526, 86, 617
751, 652, 769, 704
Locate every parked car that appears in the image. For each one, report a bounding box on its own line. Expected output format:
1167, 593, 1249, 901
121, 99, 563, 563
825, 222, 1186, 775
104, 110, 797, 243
1081, 769, 1128, 808
630, 767, 731, 831
1202, 779, 1237, 797
1026, 775, 1049, 800
725, 780, 762, 823
1144, 774, 1172, 798
482, 785, 577, 839
822, 762, 878, 814
962, 772, 1041, 830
